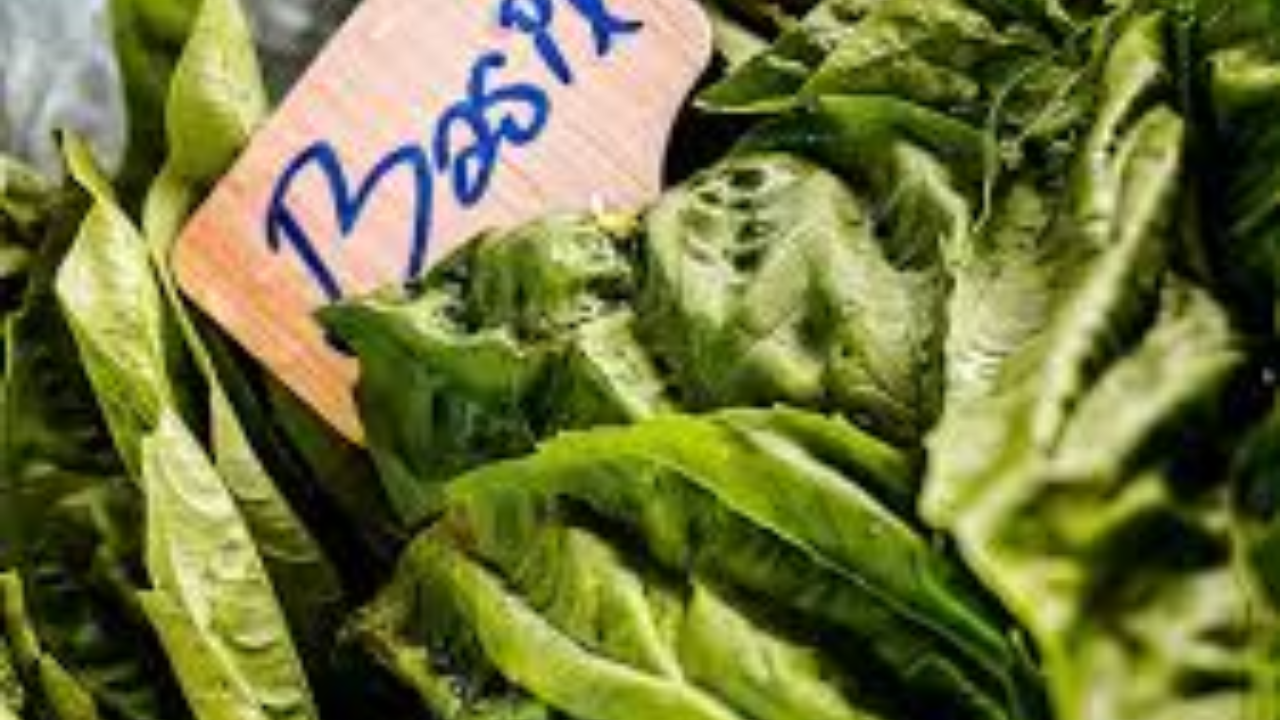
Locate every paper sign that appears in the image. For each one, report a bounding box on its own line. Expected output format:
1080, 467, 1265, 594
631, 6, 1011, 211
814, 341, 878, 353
173, 0, 712, 442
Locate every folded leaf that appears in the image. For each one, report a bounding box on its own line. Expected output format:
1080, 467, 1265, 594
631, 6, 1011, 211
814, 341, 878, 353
55, 136, 185, 477
143, 0, 344, 655
926, 9, 1188, 524
140, 412, 318, 720
62, 13, 346, 651
353, 409, 1043, 720
926, 230, 1255, 720
701, 0, 1084, 139
697, 0, 883, 113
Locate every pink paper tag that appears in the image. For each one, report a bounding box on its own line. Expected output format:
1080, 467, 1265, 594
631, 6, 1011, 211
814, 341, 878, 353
174, 0, 711, 441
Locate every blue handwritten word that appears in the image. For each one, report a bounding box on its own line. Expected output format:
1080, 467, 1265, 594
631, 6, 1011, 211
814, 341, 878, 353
266, 142, 433, 300
566, 0, 644, 56
264, 0, 642, 303
500, 0, 572, 84
434, 52, 550, 207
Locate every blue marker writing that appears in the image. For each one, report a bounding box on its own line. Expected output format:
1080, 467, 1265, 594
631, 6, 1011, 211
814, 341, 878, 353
500, 0, 573, 84
264, 0, 643, 303
434, 51, 550, 207
266, 141, 433, 301
564, 0, 643, 56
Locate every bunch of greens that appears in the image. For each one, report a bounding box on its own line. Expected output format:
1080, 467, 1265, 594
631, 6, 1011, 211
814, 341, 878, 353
2, 0, 1278, 719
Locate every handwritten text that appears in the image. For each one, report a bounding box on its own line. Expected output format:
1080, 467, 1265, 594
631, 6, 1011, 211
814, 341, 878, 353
264, 0, 642, 302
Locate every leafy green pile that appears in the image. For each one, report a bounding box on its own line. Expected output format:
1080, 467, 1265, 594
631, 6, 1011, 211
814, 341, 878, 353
324, 153, 947, 524
352, 408, 1045, 720
1, 0, 1278, 720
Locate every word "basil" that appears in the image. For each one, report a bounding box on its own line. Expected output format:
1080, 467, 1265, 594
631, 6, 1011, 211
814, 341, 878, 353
264, 0, 642, 302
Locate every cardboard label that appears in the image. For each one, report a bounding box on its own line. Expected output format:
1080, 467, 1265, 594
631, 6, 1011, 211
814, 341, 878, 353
173, 0, 712, 442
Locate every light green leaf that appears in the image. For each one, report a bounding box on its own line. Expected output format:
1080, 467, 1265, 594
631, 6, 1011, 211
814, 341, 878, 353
1204, 33, 1280, 333
139, 593, 270, 720
63, 0, 346, 655
642, 154, 949, 444
354, 409, 1041, 720
926, 281, 1252, 719
144, 0, 342, 655
162, 0, 266, 185
54, 134, 181, 477
327, 155, 959, 526
140, 412, 317, 720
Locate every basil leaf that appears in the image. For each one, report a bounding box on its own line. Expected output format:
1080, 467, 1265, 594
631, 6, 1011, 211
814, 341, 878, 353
143, 0, 344, 658
140, 412, 317, 720
55, 135, 185, 478
59, 0, 345, 660
353, 409, 1042, 720
54, 125, 326, 719
108, 0, 197, 205
698, 0, 883, 113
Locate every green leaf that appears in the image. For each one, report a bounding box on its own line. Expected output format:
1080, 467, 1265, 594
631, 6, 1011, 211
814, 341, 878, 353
323, 212, 646, 524
58, 142, 344, 658
108, 0, 197, 205
908, 14, 1280, 716
142, 0, 343, 656
142, 0, 268, 257
1239, 392, 1280, 607
698, 0, 883, 113
380, 536, 752, 720
161, 0, 267, 186
140, 412, 318, 720
795, 0, 1026, 111
0, 149, 184, 720
0, 573, 102, 720
641, 154, 948, 445
926, 280, 1251, 719
940, 178, 1066, 404
67, 0, 348, 652
1, 175, 117, 567
354, 409, 1042, 720
22, 485, 192, 720
0, 635, 21, 720
926, 10, 1188, 525
1030, 103, 1184, 449
139, 594, 271, 720
700, 0, 1079, 137
1051, 478, 1277, 720
263, 380, 402, 569
52, 126, 327, 720
1203, 37, 1280, 333
0, 156, 54, 271
701, 1, 770, 69
54, 134, 185, 477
